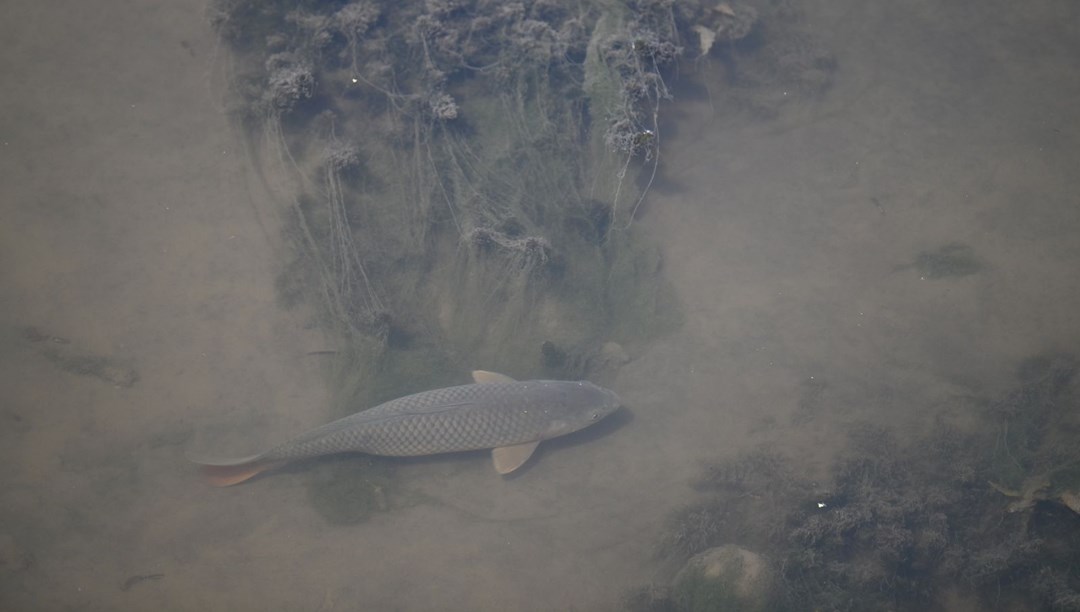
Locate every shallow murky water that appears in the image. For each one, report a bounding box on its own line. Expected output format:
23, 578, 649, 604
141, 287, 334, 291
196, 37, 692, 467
2, 1, 1079, 610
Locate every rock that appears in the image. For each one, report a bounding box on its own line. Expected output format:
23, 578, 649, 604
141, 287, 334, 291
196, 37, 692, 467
600, 341, 629, 362
673, 545, 772, 611
989, 469, 1080, 517
693, 2, 758, 56
1061, 491, 1080, 515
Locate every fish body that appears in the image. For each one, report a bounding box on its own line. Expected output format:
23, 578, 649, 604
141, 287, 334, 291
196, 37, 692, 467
192, 371, 620, 485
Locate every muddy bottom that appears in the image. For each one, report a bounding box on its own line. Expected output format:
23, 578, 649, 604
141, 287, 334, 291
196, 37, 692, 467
2, 0, 1079, 610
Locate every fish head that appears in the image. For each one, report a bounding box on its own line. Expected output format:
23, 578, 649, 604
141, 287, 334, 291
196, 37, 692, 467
540, 381, 621, 439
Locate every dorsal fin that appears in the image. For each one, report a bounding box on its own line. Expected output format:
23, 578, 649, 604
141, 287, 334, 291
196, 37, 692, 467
472, 370, 516, 384
492, 441, 540, 474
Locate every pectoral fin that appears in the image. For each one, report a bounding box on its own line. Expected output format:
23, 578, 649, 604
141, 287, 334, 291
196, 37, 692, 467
492, 441, 540, 474
473, 370, 517, 384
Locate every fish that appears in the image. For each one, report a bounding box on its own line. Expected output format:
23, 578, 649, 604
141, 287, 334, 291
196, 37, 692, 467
190, 370, 621, 486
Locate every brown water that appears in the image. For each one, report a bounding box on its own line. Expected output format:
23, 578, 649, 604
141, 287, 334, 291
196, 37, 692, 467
2, 0, 1079, 610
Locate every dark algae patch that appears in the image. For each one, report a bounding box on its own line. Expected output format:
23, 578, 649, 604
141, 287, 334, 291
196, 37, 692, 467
305, 456, 394, 525
21, 325, 139, 388
207, 0, 692, 385
633, 354, 1080, 611
900, 243, 983, 279
120, 573, 164, 592
205, 0, 830, 417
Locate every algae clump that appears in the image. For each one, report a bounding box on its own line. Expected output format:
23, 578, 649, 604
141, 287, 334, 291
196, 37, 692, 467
209, 0, 698, 412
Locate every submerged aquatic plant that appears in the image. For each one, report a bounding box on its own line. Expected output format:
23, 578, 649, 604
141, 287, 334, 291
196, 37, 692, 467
208, 0, 689, 387
265, 54, 315, 113
650, 354, 1080, 611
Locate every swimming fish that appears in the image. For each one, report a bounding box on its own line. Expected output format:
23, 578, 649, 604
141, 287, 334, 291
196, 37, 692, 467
191, 370, 621, 486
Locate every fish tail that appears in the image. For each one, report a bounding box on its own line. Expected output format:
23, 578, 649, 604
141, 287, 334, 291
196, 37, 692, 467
188, 453, 280, 487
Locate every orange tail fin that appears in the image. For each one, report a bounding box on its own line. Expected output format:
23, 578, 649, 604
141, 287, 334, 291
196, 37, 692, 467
188, 453, 280, 487
199, 461, 277, 487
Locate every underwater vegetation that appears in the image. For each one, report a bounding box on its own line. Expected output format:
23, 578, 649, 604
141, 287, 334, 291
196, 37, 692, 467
205, 0, 831, 404
634, 354, 1080, 611
207, 0, 702, 392
305, 456, 394, 525
895, 243, 983, 279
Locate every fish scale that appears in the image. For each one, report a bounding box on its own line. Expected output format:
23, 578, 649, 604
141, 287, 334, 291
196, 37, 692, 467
259, 381, 594, 461
192, 373, 621, 485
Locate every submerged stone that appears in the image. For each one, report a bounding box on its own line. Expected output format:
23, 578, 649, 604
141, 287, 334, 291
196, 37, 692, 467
673, 545, 773, 612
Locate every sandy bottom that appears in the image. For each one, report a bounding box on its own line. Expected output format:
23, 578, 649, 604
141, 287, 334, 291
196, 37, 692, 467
1, 0, 1079, 610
